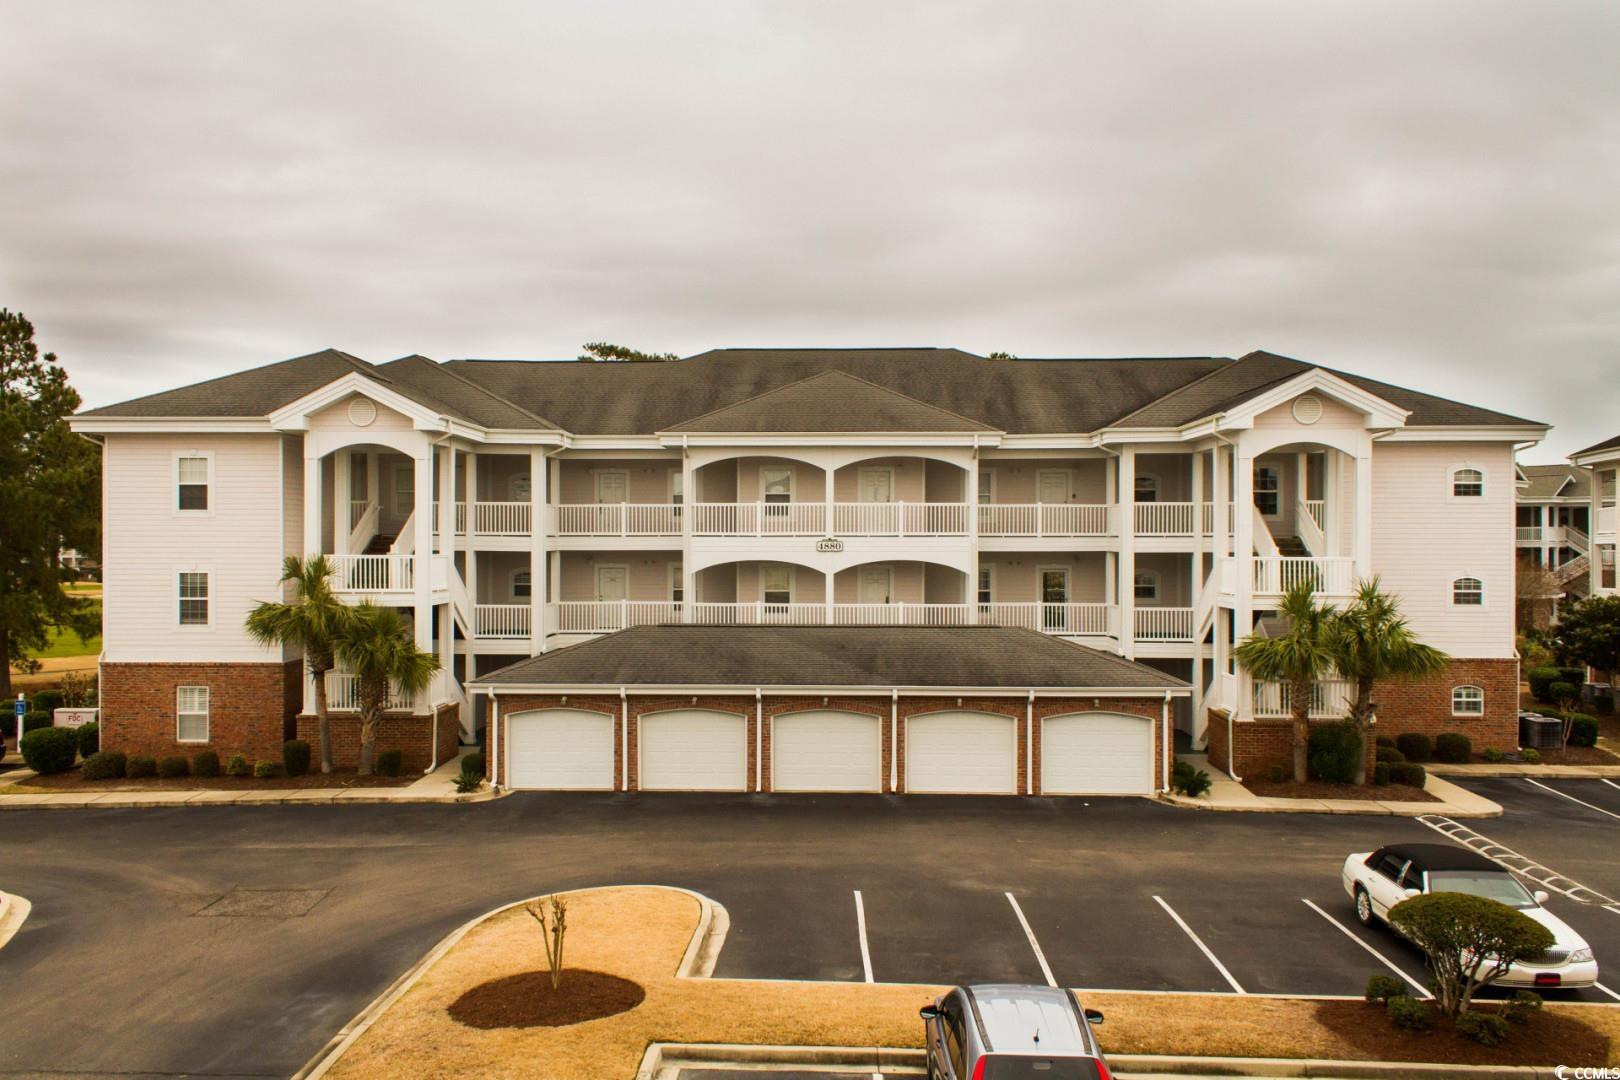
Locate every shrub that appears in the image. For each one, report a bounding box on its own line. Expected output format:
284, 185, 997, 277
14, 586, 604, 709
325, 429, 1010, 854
126, 754, 157, 778
1389, 893, 1555, 1018
1568, 715, 1599, 748
453, 772, 482, 794
1379, 745, 1407, 764
31, 689, 64, 714
1308, 721, 1363, 784
19, 727, 78, 774
1395, 733, 1433, 763
1386, 995, 1433, 1030
1521, 748, 1541, 764
1376, 735, 1397, 751
1527, 666, 1562, 702
1482, 747, 1505, 763
1266, 763, 1286, 783
76, 722, 99, 759
22, 710, 51, 735
192, 749, 220, 778
1548, 681, 1579, 708
1559, 665, 1588, 687
1372, 762, 1391, 786
1434, 733, 1472, 764
1455, 1010, 1510, 1046
1504, 989, 1542, 1024
252, 760, 278, 779
1364, 974, 1406, 1003
225, 753, 251, 777
376, 749, 403, 777
157, 755, 189, 779
1173, 765, 1213, 798
81, 749, 126, 780
283, 739, 311, 778
1390, 762, 1427, 789
461, 751, 485, 778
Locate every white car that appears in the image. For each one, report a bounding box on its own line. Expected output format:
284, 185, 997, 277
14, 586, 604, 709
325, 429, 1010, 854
1341, 842, 1598, 989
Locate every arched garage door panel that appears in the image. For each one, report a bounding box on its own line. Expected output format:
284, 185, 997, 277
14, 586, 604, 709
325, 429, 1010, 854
1042, 712, 1154, 795
640, 710, 748, 791
773, 710, 881, 793
507, 709, 615, 791
907, 711, 1016, 795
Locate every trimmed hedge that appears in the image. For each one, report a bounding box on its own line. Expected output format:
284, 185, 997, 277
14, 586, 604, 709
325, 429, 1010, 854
157, 755, 190, 779
1387, 995, 1433, 1031
21, 711, 51, 735
30, 689, 64, 714
1379, 746, 1407, 764
1373, 761, 1391, 786
225, 753, 251, 777
20, 727, 79, 773
76, 721, 99, 759
81, 750, 126, 780
252, 760, 279, 779
1527, 666, 1562, 702
1568, 715, 1599, 748
376, 749, 403, 777
283, 739, 311, 778
1434, 732, 1472, 764
1395, 733, 1433, 763
192, 749, 220, 778
1308, 721, 1362, 784
1365, 974, 1406, 1003
1455, 1010, 1510, 1046
127, 754, 157, 779
1390, 762, 1427, 789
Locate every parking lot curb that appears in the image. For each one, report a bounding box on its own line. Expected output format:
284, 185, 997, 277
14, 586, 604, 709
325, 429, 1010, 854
1428, 763, 1620, 779
0, 787, 511, 809
0, 890, 31, 952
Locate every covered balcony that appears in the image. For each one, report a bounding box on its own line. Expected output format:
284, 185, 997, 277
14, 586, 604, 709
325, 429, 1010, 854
686, 454, 971, 538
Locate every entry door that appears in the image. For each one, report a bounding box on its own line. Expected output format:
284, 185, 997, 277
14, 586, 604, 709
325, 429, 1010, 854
596, 471, 628, 503
1037, 470, 1068, 503
1040, 568, 1069, 630
859, 468, 894, 502
860, 566, 893, 604
595, 565, 627, 602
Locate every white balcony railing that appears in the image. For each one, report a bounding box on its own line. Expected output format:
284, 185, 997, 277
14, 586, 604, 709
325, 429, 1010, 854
552, 600, 683, 633
1598, 506, 1617, 538
545, 601, 1127, 637
828, 502, 970, 536
324, 672, 419, 713
1250, 677, 1355, 719
1135, 502, 1197, 537
1303, 500, 1325, 530
689, 602, 835, 626
473, 604, 531, 639
329, 554, 414, 592
348, 499, 372, 530
459, 502, 533, 536
1134, 607, 1194, 642
690, 502, 824, 536
977, 602, 1115, 636
978, 504, 1110, 537
1252, 556, 1355, 596
1567, 524, 1590, 554
554, 504, 682, 537
1517, 526, 1546, 543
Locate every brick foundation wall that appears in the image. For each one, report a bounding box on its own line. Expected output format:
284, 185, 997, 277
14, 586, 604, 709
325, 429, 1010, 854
101, 661, 300, 762
491, 691, 1171, 795
294, 705, 455, 773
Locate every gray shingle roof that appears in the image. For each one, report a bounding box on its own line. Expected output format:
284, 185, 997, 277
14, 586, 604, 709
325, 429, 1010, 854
664, 369, 997, 433
1519, 464, 1591, 500
374, 355, 560, 430
1574, 432, 1620, 458
78, 348, 372, 418
471, 624, 1189, 690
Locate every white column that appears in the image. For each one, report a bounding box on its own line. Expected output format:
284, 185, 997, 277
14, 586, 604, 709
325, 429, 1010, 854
968, 452, 981, 624
465, 452, 479, 614
1233, 444, 1255, 719
438, 442, 454, 555
1354, 451, 1373, 581
1213, 444, 1231, 558
1191, 449, 1206, 595
303, 451, 323, 560
413, 449, 434, 650
366, 452, 380, 515
1117, 447, 1136, 658
333, 449, 352, 554
530, 446, 548, 654
682, 453, 696, 620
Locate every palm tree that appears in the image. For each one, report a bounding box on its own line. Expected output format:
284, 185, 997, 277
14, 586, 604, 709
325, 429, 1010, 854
1331, 578, 1449, 785
1233, 582, 1339, 783
245, 556, 351, 774
335, 603, 439, 775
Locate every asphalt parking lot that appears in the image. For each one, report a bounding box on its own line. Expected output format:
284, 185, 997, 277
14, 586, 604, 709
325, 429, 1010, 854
0, 783, 1616, 1078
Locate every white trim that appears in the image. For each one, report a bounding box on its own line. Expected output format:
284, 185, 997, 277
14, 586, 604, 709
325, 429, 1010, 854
470, 682, 1194, 697
1450, 575, 1486, 607
176, 568, 212, 628
1448, 463, 1486, 500
173, 450, 214, 517
175, 684, 210, 743
1451, 684, 1485, 717
1211, 368, 1411, 431
266, 373, 452, 434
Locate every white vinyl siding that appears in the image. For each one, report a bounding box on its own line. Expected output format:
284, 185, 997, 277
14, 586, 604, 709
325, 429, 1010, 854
176, 686, 210, 742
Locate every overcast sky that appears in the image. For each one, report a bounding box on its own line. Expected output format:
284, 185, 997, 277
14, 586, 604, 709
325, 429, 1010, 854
2, 1, 1616, 459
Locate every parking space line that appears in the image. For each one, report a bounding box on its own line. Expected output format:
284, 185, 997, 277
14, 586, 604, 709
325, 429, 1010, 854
853, 890, 874, 983
1301, 899, 1431, 999
1603, 779, 1620, 794
1004, 892, 1057, 988
1596, 982, 1620, 1003
1152, 895, 1244, 994
1417, 815, 1620, 909
1525, 778, 1620, 822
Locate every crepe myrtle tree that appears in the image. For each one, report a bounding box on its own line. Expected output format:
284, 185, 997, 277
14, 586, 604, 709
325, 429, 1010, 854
1234, 581, 1339, 783
1389, 893, 1554, 1018
1553, 594, 1620, 689
1330, 579, 1449, 785
334, 603, 438, 775
244, 556, 352, 774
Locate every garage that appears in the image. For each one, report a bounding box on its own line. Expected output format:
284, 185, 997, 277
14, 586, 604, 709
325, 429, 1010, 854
906, 711, 1017, 794
1041, 712, 1155, 795
773, 710, 882, 793
506, 708, 616, 790
640, 709, 748, 791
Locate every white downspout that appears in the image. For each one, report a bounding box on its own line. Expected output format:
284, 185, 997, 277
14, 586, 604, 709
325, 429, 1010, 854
489, 692, 500, 791
1161, 690, 1172, 793
755, 687, 764, 793
1026, 689, 1035, 795
620, 686, 629, 791
890, 688, 899, 793
1227, 708, 1241, 783
425, 701, 439, 775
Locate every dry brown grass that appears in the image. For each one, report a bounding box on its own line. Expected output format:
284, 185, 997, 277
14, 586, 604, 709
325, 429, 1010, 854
326, 886, 1617, 1080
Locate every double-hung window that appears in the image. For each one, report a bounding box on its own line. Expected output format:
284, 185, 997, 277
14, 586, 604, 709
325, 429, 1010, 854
1254, 466, 1280, 516
1452, 468, 1484, 497
177, 456, 209, 511
1452, 577, 1484, 606
178, 572, 210, 625
1134, 571, 1159, 602
761, 563, 792, 606
176, 686, 210, 742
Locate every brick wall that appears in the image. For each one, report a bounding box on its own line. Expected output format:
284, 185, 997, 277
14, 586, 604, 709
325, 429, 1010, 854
101, 660, 300, 762
294, 705, 455, 773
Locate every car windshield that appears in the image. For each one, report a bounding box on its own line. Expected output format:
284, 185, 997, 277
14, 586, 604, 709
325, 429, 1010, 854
981, 1057, 1103, 1080
1427, 870, 1536, 909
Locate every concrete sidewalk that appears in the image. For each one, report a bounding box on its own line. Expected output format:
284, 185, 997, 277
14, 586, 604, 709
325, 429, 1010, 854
1161, 755, 1500, 818
0, 747, 502, 809
1427, 761, 1620, 779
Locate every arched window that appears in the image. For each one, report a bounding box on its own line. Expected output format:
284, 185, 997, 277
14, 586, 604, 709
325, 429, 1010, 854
1452, 577, 1484, 606
511, 570, 531, 600
1452, 468, 1484, 497
1452, 685, 1485, 717
1133, 474, 1159, 504
1133, 570, 1159, 602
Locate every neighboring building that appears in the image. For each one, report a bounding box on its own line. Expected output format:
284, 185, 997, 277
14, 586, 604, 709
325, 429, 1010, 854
1571, 435, 1620, 600
69, 346, 1544, 789
1514, 464, 1591, 571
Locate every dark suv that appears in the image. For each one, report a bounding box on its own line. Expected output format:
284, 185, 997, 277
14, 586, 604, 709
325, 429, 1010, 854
920, 983, 1110, 1079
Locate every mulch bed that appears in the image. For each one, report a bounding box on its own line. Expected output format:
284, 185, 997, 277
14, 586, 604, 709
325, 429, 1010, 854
14, 767, 412, 791
1243, 778, 1439, 803
1314, 999, 1611, 1067
1501, 746, 1620, 766
447, 969, 645, 1029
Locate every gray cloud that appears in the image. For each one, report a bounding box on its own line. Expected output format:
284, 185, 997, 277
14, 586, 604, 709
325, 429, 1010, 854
2, 0, 1616, 456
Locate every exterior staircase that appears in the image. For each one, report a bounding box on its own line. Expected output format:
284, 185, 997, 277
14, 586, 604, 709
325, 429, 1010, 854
363, 534, 397, 555
1273, 536, 1309, 558
1553, 554, 1590, 601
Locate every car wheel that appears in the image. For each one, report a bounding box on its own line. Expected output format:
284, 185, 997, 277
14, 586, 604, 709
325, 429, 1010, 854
1354, 886, 1375, 926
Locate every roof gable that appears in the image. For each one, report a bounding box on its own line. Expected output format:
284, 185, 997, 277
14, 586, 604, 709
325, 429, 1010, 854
78, 348, 373, 419
663, 369, 998, 434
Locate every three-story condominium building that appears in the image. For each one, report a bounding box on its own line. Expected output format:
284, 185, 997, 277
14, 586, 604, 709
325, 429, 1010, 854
1571, 434, 1620, 601
70, 346, 1544, 791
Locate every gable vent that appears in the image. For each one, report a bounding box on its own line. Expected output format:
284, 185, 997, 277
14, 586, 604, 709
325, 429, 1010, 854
348, 397, 378, 427
1292, 395, 1324, 425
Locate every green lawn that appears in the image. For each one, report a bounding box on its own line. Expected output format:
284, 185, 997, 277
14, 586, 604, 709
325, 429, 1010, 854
30, 597, 103, 660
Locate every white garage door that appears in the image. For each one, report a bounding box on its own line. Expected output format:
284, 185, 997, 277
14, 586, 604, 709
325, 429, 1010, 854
1041, 712, 1155, 795
640, 709, 748, 791
506, 709, 615, 791
907, 711, 1017, 795
773, 710, 881, 793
